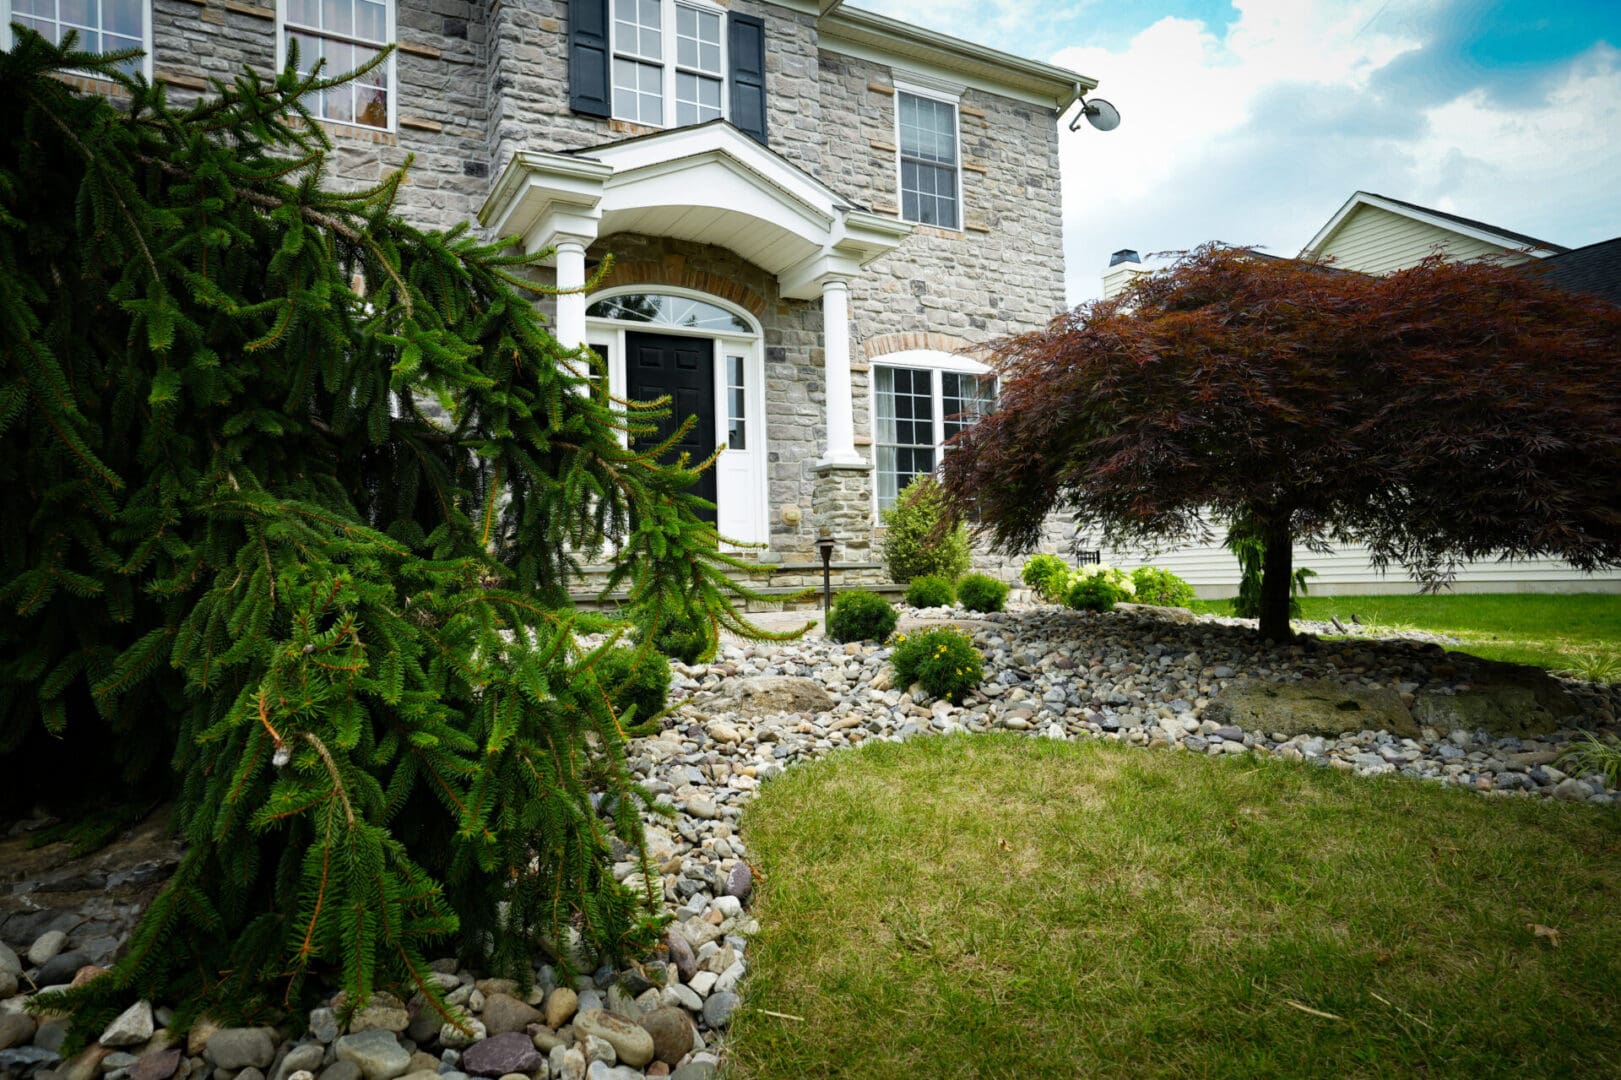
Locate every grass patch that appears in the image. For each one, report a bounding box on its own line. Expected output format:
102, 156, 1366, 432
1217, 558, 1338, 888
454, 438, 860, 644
727, 736, 1621, 1079
1188, 593, 1621, 672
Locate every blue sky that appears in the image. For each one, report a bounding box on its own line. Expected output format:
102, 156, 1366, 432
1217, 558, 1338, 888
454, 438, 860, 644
857, 1, 1621, 300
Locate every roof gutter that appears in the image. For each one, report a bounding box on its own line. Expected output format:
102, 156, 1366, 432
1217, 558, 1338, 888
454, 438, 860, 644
820, 5, 1097, 112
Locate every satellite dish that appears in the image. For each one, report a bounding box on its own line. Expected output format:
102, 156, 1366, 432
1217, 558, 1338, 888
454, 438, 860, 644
1070, 97, 1121, 133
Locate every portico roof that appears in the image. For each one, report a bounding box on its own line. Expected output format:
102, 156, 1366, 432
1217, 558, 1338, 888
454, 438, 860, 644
478, 121, 913, 300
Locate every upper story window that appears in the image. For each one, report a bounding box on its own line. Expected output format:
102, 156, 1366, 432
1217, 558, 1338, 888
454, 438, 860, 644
279, 0, 394, 131
2, 0, 151, 77
895, 86, 961, 230
611, 0, 724, 128
872, 353, 996, 513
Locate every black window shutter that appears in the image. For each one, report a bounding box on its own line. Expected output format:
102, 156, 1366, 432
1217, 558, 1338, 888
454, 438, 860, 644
569, 0, 611, 118
728, 13, 767, 145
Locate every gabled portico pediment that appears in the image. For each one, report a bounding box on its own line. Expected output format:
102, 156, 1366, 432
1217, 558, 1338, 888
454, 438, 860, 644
478, 120, 911, 299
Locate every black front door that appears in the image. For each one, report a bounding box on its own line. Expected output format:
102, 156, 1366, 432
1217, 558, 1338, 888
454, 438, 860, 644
625, 331, 717, 520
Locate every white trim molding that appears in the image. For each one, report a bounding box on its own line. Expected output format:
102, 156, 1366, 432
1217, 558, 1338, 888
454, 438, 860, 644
479, 121, 912, 298
819, 4, 1094, 113
1303, 191, 1568, 261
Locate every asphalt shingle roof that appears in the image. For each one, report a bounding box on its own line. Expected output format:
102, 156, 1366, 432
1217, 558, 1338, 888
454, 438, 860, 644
1537, 236, 1621, 307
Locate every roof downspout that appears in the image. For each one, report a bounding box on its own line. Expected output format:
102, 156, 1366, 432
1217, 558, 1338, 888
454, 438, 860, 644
1057, 79, 1085, 118
819, 0, 845, 15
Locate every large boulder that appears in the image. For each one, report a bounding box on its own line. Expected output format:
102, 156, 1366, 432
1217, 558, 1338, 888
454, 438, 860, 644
1413, 658, 1586, 737
1205, 679, 1420, 739
706, 676, 833, 718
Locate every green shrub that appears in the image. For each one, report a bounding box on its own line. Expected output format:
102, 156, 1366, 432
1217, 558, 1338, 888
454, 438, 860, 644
654, 612, 713, 665
1064, 566, 1135, 612
590, 647, 672, 727
905, 575, 956, 608
957, 573, 1009, 613
1021, 554, 1071, 603
827, 590, 900, 643
1129, 566, 1196, 608
882, 476, 971, 584
890, 628, 984, 703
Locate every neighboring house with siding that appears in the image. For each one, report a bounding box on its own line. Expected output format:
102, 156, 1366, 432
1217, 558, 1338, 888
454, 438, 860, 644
1095, 193, 1620, 597
3, 0, 1099, 593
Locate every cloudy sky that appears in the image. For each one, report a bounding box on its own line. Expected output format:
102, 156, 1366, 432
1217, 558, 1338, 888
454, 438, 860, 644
857, 0, 1621, 303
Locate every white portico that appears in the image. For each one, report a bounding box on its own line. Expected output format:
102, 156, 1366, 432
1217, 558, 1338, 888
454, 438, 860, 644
479, 122, 912, 533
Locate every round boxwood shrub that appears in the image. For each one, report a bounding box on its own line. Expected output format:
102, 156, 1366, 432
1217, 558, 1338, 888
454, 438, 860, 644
957, 573, 1009, 613
905, 574, 956, 608
1064, 567, 1135, 613
633, 606, 713, 665
590, 646, 672, 727
890, 627, 984, 703
827, 589, 900, 643
882, 476, 971, 584
1021, 554, 1070, 603
1130, 566, 1196, 608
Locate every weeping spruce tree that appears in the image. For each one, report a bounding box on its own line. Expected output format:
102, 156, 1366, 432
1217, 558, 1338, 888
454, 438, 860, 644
0, 31, 790, 1031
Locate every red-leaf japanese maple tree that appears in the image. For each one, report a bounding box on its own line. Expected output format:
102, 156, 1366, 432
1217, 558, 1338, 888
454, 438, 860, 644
942, 245, 1621, 640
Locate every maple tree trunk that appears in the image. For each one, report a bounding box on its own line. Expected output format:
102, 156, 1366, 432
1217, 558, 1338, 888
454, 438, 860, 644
1258, 519, 1294, 642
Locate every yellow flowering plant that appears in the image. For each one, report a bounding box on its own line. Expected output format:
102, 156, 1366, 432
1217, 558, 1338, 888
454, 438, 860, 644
890, 627, 984, 704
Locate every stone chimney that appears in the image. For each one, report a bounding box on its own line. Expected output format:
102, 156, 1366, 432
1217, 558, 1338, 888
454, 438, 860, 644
1101, 248, 1147, 300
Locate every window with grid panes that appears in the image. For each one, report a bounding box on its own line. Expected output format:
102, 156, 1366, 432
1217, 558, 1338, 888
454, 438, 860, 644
4, 0, 147, 75
612, 0, 724, 128
875, 364, 996, 513
874, 366, 936, 513
897, 90, 960, 229
283, 0, 392, 130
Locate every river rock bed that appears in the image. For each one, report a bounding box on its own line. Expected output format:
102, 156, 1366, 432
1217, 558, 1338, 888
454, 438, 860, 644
3, 605, 1616, 1080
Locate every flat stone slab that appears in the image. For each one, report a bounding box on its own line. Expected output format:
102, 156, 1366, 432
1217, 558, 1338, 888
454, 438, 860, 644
704, 676, 834, 717
1206, 679, 1421, 739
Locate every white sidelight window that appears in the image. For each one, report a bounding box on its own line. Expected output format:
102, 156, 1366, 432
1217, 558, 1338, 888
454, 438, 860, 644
612, 0, 725, 128
873, 353, 996, 514
725, 353, 747, 450
279, 0, 395, 131
895, 85, 961, 230
2, 0, 151, 77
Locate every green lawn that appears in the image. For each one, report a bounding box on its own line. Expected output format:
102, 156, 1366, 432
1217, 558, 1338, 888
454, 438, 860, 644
726, 736, 1621, 1080
1188, 593, 1621, 672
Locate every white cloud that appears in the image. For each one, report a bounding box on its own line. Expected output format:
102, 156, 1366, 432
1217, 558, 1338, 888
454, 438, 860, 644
1041, 2, 1621, 301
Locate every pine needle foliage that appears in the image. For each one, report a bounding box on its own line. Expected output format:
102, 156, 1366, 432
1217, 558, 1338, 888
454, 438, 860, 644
0, 31, 800, 1033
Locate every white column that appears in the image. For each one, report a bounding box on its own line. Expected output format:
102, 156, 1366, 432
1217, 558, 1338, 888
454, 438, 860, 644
817, 278, 863, 467
554, 238, 589, 349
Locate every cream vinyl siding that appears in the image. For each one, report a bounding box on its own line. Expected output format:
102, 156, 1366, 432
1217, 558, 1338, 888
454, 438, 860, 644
1310, 204, 1529, 275
1088, 528, 1621, 599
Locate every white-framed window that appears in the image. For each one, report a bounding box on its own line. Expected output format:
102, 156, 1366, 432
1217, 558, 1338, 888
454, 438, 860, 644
2, 0, 152, 79
895, 82, 961, 231
872, 351, 996, 513
277, 0, 395, 132
611, 0, 726, 129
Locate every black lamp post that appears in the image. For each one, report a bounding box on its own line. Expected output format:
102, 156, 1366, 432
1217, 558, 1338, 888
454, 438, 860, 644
816, 529, 836, 613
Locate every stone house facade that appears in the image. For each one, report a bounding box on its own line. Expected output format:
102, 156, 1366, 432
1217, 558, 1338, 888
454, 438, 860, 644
5, 0, 1096, 588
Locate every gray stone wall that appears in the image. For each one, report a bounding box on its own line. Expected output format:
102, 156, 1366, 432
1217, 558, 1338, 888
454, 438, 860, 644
123, 0, 1071, 573
816, 53, 1068, 349
144, 0, 492, 230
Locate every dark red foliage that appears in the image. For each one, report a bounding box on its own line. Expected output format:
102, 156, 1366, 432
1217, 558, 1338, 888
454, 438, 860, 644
942, 245, 1621, 630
